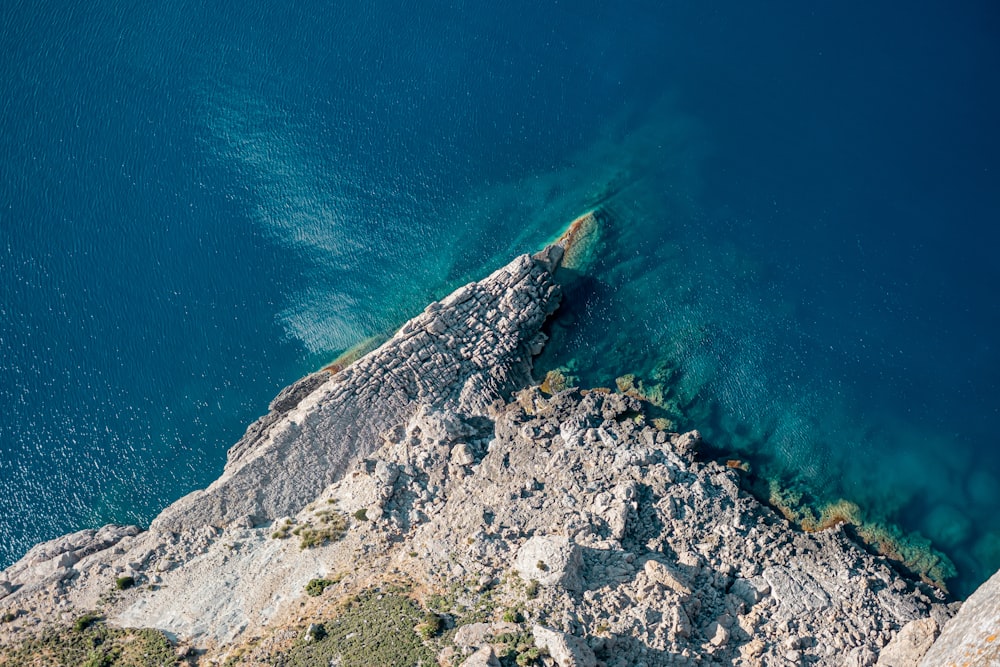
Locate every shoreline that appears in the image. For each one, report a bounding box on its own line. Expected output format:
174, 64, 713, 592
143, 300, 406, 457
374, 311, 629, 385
1, 218, 997, 665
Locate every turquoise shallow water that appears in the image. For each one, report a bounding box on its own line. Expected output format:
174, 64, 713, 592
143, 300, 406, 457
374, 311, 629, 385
2, 2, 999, 597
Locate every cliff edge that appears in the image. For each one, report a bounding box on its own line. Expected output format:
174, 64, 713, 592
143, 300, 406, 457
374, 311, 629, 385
1, 218, 997, 666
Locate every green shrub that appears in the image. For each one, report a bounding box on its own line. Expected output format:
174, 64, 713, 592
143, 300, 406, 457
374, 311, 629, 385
305, 578, 336, 597
115, 576, 135, 591
353, 508, 368, 521
494, 631, 538, 661
525, 579, 540, 599
74, 612, 101, 632
1, 611, 16, 623
535, 560, 548, 572
502, 608, 524, 623
82, 649, 117, 667
415, 612, 442, 640
517, 647, 544, 666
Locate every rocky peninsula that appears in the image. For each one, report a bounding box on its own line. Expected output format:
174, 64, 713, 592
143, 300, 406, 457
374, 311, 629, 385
1, 214, 997, 666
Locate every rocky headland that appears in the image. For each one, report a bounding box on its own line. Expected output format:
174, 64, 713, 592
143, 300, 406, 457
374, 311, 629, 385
1, 214, 997, 666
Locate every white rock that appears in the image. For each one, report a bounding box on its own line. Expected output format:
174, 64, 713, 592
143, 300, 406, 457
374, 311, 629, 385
514, 536, 582, 591
644, 559, 691, 595
877, 617, 938, 666
920, 567, 1000, 667
708, 621, 729, 646
32, 552, 78, 579
532, 625, 597, 667
453, 622, 492, 648
459, 646, 500, 667
450, 443, 475, 466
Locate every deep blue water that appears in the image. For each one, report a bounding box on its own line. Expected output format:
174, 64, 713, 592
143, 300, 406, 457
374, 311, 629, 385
2, 2, 998, 596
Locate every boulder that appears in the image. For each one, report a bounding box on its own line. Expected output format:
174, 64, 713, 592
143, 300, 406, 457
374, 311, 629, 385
453, 622, 492, 648
532, 625, 597, 667
460, 645, 500, 667
514, 536, 582, 591
643, 558, 691, 595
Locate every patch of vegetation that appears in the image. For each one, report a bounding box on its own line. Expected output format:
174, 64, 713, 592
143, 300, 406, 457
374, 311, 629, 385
535, 560, 548, 572
268, 589, 437, 667
0, 612, 16, 624
502, 607, 524, 624
272, 518, 294, 540
74, 612, 102, 632
425, 590, 458, 614
516, 647, 544, 666
305, 578, 337, 597
494, 631, 544, 667
0, 615, 176, 666
415, 612, 441, 640
352, 508, 368, 521
525, 579, 540, 599
292, 511, 347, 550
115, 576, 135, 591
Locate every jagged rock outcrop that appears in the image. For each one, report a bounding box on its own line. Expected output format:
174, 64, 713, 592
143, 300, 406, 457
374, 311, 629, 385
153, 247, 562, 532
347, 389, 954, 666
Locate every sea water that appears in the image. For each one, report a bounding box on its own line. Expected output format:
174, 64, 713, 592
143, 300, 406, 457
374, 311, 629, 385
1, 2, 998, 597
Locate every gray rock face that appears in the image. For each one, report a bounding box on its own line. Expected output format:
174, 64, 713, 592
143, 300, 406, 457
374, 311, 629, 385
920, 567, 1000, 666
379, 388, 953, 666
153, 250, 562, 532
0, 525, 139, 588
763, 565, 831, 618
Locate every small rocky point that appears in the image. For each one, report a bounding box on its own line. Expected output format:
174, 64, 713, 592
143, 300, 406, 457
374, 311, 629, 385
1, 219, 997, 666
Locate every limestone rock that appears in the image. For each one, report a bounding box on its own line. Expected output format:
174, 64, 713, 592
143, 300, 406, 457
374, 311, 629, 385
453, 622, 492, 648
532, 625, 597, 667
920, 567, 1000, 666
460, 645, 500, 667
763, 565, 830, 617
450, 443, 476, 466
643, 558, 691, 595
877, 618, 938, 667
152, 250, 563, 532
707, 620, 730, 647
514, 536, 583, 591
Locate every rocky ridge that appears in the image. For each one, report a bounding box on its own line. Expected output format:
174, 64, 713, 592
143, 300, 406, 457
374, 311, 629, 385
1, 217, 997, 666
